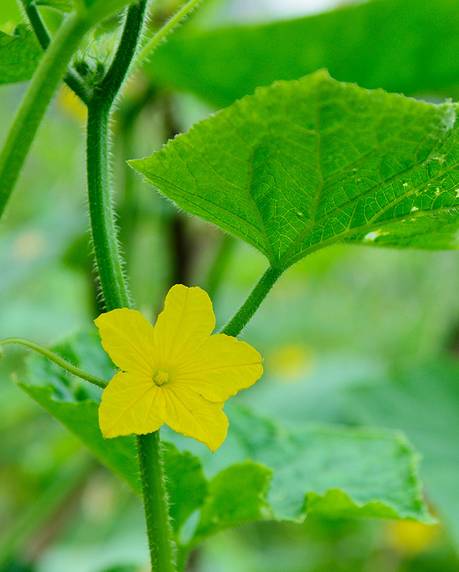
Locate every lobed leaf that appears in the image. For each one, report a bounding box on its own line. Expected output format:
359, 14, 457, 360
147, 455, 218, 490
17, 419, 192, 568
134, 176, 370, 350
185, 406, 433, 535
131, 72, 459, 269
145, 0, 459, 106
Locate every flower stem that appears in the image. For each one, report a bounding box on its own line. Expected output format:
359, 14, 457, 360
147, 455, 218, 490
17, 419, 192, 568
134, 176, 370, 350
137, 0, 205, 64
0, 12, 89, 219
138, 432, 177, 571
85, 3, 177, 571
222, 266, 283, 337
0, 338, 106, 388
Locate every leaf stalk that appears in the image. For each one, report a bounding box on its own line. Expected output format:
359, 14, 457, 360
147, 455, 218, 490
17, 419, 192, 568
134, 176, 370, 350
0, 12, 90, 219
138, 0, 205, 64
0, 338, 106, 388
222, 266, 283, 336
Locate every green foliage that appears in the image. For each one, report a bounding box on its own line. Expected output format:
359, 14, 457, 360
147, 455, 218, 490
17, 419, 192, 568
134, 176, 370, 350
193, 461, 272, 544
145, 0, 459, 106
132, 72, 459, 270
20, 333, 141, 492
348, 360, 459, 549
192, 407, 432, 527
17, 331, 432, 557
162, 441, 207, 534
0, 1, 21, 26
0, 25, 42, 84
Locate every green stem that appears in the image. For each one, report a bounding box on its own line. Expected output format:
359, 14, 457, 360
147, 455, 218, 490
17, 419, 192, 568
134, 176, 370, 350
87, 105, 132, 310
86, 0, 150, 310
85, 4, 177, 571
222, 266, 283, 337
138, 432, 177, 571
0, 12, 89, 218
137, 0, 205, 64
0, 338, 106, 388
20, 0, 89, 102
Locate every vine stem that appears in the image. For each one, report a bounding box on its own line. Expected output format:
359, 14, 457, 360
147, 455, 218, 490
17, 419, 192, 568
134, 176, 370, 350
138, 432, 177, 571
137, 0, 205, 64
85, 2, 177, 570
0, 338, 106, 388
87, 105, 132, 310
222, 266, 283, 337
0, 12, 90, 218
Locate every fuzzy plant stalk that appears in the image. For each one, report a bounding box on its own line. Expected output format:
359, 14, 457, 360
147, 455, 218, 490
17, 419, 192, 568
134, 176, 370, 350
0, 12, 90, 218
0, 0, 137, 220
84, 2, 176, 570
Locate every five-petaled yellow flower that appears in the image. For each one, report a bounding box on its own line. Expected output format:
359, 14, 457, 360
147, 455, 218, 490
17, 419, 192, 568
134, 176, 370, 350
95, 285, 263, 451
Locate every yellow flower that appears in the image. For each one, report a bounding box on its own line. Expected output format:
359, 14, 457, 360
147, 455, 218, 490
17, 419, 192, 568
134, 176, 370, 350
95, 285, 263, 451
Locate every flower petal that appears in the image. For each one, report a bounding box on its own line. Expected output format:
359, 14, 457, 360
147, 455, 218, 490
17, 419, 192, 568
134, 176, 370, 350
159, 385, 228, 451
175, 334, 263, 402
95, 308, 156, 374
154, 285, 215, 366
99, 371, 162, 438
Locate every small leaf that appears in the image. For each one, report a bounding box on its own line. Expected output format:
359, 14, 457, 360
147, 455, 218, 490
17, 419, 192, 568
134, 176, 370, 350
193, 461, 272, 543
0, 25, 42, 84
145, 0, 459, 106
131, 72, 459, 269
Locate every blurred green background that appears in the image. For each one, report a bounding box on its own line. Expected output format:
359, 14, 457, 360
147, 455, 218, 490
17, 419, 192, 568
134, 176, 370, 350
1, 0, 459, 570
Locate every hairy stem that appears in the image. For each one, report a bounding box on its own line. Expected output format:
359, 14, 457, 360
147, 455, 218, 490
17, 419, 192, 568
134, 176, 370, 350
138, 0, 205, 64
222, 266, 283, 337
138, 432, 177, 572
0, 12, 89, 219
87, 105, 132, 310
0, 338, 106, 388
85, 3, 177, 570
86, 0, 151, 310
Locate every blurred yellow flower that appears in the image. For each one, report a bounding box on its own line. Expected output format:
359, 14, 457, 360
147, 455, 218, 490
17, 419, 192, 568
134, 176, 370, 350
268, 343, 314, 382
58, 85, 87, 123
95, 285, 263, 451
386, 520, 439, 555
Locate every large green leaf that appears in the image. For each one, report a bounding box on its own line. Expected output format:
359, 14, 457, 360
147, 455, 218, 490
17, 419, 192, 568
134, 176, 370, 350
347, 360, 459, 549
185, 407, 433, 534
145, 0, 459, 106
131, 72, 459, 270
0, 25, 42, 84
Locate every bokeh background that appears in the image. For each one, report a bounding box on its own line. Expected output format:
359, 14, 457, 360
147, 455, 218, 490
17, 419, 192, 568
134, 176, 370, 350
1, 0, 459, 570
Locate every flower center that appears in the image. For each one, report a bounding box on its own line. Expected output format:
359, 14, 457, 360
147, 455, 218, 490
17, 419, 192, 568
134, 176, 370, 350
153, 369, 170, 387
